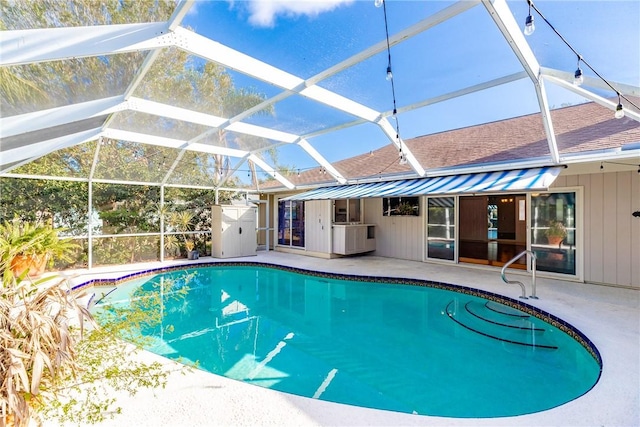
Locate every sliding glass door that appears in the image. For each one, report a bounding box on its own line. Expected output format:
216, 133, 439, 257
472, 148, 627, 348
425, 191, 579, 277
530, 191, 576, 275
426, 197, 456, 261
277, 200, 305, 248
457, 194, 526, 268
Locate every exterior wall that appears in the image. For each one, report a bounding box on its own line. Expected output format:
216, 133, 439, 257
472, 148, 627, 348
272, 196, 331, 255
276, 168, 638, 289
304, 200, 332, 254
552, 170, 640, 288
363, 198, 423, 261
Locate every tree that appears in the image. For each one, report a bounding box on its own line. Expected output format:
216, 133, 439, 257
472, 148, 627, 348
0, 222, 189, 426
2, 0, 281, 183
0, 0, 174, 115
1, 0, 283, 266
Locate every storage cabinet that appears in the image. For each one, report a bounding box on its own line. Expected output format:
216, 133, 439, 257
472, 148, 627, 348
332, 224, 376, 255
212, 205, 257, 258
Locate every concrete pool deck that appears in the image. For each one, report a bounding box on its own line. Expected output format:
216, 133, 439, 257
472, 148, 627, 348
60, 251, 639, 426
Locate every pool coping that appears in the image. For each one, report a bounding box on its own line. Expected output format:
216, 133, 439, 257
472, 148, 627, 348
55, 252, 638, 427
76, 260, 603, 401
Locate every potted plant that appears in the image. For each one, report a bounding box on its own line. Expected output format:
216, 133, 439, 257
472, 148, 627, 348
545, 220, 567, 247
0, 219, 78, 280
163, 234, 181, 258
185, 239, 199, 260
166, 211, 197, 259
397, 202, 415, 216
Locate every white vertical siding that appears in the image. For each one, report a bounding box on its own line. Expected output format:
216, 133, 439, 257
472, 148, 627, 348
602, 173, 617, 284
553, 170, 639, 288
589, 173, 605, 283
631, 173, 640, 287
616, 172, 632, 286
363, 198, 423, 261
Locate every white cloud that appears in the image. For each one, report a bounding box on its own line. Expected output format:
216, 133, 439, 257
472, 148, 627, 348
245, 0, 354, 27
186, 1, 199, 17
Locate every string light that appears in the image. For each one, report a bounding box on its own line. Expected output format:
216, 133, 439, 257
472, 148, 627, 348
380, 0, 407, 166
600, 161, 639, 174
524, 0, 535, 36
573, 56, 583, 86
526, 1, 638, 119
615, 94, 625, 119
396, 132, 407, 165
399, 150, 408, 165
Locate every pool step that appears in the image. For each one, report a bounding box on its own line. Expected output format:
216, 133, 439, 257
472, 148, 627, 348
445, 300, 558, 349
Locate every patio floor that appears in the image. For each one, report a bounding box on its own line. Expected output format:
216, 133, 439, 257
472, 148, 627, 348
60, 251, 639, 427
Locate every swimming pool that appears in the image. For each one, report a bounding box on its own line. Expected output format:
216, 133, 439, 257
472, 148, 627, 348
87, 262, 601, 418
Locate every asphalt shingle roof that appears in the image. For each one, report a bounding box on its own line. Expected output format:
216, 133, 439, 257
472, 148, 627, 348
262, 99, 640, 190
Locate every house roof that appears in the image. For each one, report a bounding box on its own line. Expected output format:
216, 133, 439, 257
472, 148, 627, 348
261, 99, 640, 192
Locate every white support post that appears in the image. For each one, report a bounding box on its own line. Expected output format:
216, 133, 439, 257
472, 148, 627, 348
482, 0, 560, 164
87, 137, 102, 270
160, 186, 165, 262
87, 179, 93, 270
297, 139, 346, 184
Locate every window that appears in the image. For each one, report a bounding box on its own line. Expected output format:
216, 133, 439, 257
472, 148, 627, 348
530, 192, 576, 275
333, 199, 361, 223
426, 197, 455, 261
382, 196, 419, 216
278, 200, 305, 248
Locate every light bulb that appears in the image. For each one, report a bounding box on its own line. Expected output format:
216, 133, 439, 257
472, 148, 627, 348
615, 103, 624, 119
386, 66, 393, 81
573, 68, 583, 86
399, 149, 408, 165
524, 15, 535, 36
374, 0, 383, 7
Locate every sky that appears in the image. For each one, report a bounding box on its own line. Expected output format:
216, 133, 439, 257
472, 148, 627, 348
181, 0, 640, 176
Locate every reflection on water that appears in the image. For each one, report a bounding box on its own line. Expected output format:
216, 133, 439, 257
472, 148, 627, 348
96, 265, 600, 418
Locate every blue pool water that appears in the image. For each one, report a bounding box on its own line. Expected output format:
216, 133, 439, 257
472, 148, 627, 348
92, 263, 601, 418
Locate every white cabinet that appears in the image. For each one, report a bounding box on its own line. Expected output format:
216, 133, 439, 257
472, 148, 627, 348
332, 224, 376, 255
212, 205, 257, 258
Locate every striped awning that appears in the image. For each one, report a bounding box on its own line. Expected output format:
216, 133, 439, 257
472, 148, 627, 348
284, 166, 563, 201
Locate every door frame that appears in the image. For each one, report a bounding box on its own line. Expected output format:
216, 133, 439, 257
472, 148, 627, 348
526, 187, 583, 282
